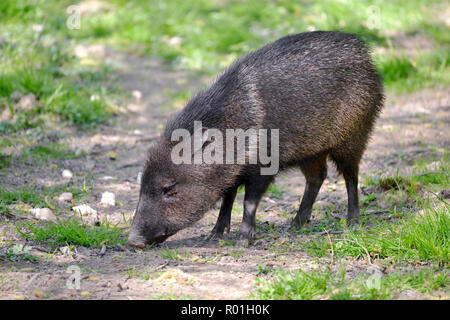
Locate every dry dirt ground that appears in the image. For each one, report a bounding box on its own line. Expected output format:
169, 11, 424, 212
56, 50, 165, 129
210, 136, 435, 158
0, 47, 448, 300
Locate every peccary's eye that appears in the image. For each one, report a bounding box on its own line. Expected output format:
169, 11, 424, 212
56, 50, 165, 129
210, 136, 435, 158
162, 183, 177, 196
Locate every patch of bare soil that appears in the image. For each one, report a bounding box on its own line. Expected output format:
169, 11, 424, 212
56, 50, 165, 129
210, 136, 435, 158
0, 46, 448, 300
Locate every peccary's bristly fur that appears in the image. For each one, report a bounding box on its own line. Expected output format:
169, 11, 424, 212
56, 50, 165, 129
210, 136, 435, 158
128, 31, 384, 247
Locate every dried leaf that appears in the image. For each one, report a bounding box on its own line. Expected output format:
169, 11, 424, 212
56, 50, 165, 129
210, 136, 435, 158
154, 268, 191, 284
86, 276, 99, 282
33, 290, 46, 298
107, 151, 117, 160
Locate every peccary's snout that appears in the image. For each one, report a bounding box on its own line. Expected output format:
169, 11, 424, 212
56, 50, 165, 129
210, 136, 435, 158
127, 206, 172, 248
127, 225, 171, 248
127, 226, 172, 247
127, 202, 147, 247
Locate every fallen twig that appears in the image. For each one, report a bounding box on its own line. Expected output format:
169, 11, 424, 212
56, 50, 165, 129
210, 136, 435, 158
318, 230, 343, 236
324, 229, 334, 268
3, 212, 33, 220
33, 246, 55, 254
117, 161, 143, 169
361, 209, 391, 216
153, 262, 169, 272
89, 145, 117, 155
335, 238, 373, 265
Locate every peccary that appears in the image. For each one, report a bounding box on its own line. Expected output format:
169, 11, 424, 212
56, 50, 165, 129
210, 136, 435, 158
128, 31, 384, 247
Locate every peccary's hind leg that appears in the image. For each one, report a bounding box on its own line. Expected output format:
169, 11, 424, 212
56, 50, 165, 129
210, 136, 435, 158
292, 153, 328, 228
330, 140, 365, 225
343, 170, 360, 224
238, 175, 274, 246
207, 187, 238, 240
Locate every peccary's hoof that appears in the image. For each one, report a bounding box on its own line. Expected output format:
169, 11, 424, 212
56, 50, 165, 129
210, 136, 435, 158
127, 241, 146, 248
290, 221, 300, 231
204, 232, 223, 241
291, 217, 309, 231
237, 227, 255, 247
347, 217, 360, 227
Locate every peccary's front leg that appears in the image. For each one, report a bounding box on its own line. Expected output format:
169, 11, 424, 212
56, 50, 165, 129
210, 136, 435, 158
207, 187, 238, 240
238, 175, 274, 246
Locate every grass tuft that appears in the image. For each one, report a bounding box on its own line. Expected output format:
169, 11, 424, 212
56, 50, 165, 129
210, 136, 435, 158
305, 201, 449, 264
252, 267, 449, 300
16, 216, 127, 248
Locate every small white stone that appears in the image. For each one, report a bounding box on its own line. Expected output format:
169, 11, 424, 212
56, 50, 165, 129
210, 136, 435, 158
62, 169, 73, 179
132, 90, 142, 102
263, 197, 276, 204
72, 204, 97, 216
328, 184, 337, 192
58, 192, 73, 202
416, 107, 431, 114
100, 176, 114, 181
32, 24, 44, 33
30, 208, 56, 221
168, 36, 182, 47
59, 246, 70, 255
101, 192, 115, 206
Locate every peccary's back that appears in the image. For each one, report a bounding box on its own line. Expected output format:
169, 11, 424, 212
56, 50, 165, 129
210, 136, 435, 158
233, 31, 384, 162
166, 31, 384, 165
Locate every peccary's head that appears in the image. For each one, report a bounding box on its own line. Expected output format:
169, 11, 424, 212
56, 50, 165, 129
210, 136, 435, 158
127, 139, 232, 247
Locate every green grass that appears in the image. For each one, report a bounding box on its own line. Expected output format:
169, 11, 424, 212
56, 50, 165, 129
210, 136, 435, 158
57, 0, 449, 92
363, 154, 449, 194
252, 267, 449, 300
413, 155, 450, 188
267, 184, 285, 199
0, 183, 92, 216
254, 268, 331, 300
16, 216, 127, 248
123, 267, 154, 281
0, 154, 10, 170
1, 184, 91, 205
24, 142, 81, 162
0, 244, 39, 263
298, 154, 450, 264
0, 128, 87, 169
376, 49, 450, 93
0, 186, 49, 209
158, 246, 184, 260
0, 0, 119, 133
304, 201, 449, 264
